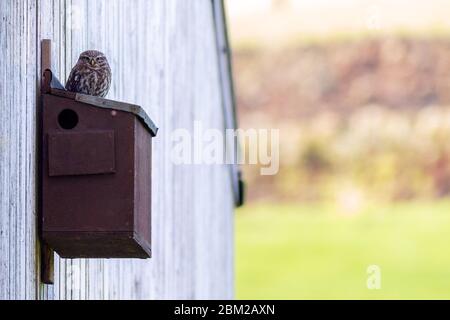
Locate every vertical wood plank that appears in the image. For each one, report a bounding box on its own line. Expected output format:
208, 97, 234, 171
0, 0, 40, 300
0, 0, 8, 298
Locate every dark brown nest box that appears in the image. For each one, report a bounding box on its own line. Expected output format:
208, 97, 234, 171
41, 70, 158, 259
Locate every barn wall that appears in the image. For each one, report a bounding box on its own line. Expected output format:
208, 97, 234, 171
0, 0, 234, 299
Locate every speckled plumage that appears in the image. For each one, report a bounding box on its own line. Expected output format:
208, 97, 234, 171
65, 50, 111, 98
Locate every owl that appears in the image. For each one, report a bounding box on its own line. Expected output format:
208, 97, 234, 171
65, 50, 111, 98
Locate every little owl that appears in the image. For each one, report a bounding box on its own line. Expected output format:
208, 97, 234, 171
65, 50, 111, 98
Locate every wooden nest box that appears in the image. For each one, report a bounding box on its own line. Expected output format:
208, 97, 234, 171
41, 70, 158, 259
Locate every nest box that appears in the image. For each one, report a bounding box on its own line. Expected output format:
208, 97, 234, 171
40, 70, 158, 259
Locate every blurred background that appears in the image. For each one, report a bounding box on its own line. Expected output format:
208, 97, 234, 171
227, 0, 450, 299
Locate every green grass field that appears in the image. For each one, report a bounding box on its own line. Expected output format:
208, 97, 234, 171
236, 201, 450, 299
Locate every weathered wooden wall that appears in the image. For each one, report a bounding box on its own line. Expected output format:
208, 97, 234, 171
0, 0, 234, 299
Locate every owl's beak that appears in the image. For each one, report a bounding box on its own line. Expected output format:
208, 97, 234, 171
90, 59, 96, 66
